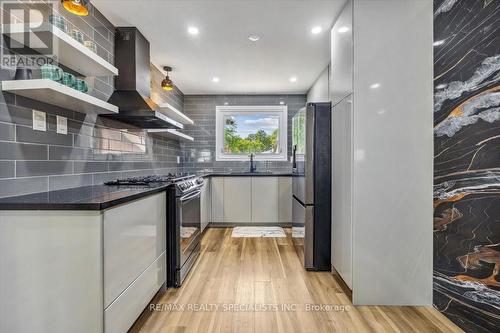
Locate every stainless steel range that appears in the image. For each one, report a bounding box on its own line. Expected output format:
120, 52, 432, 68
166, 174, 204, 287
105, 173, 204, 287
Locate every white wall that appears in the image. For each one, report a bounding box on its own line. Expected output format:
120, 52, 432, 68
307, 65, 330, 103
351, 0, 433, 305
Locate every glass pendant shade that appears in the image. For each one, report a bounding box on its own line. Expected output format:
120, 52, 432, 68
161, 66, 174, 91
162, 76, 173, 91
61, 0, 89, 16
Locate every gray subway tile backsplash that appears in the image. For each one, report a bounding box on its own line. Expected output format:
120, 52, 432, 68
16, 126, 73, 146
49, 146, 93, 161
0, 142, 48, 160
0, 122, 15, 141
16, 161, 74, 177
49, 174, 93, 192
74, 161, 108, 174
0, 161, 15, 179
0, 177, 48, 198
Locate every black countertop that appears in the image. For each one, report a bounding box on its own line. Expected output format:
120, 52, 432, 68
0, 173, 293, 211
0, 183, 171, 211
200, 172, 293, 177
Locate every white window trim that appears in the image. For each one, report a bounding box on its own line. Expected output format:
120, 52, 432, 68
216, 105, 288, 161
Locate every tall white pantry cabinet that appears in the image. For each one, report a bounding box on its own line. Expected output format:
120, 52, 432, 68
330, 0, 433, 306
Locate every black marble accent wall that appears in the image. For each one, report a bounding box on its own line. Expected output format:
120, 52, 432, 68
433, 1, 500, 332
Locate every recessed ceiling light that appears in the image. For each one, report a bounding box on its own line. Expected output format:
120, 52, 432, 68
433, 40, 445, 46
279, 101, 285, 105
289, 76, 297, 83
370, 83, 381, 89
338, 26, 349, 33
248, 34, 260, 42
311, 26, 322, 34
188, 26, 199, 35
212, 77, 220, 83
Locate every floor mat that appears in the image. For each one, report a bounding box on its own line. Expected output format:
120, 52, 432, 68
231, 226, 286, 238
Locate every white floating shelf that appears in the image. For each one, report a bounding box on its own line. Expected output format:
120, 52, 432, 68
3, 23, 118, 77
1, 79, 118, 115
158, 102, 194, 125
147, 129, 194, 142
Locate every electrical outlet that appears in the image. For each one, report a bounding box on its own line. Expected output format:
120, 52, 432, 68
56, 116, 67, 135
32, 110, 46, 132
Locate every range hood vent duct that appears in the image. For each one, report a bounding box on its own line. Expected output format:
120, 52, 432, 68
104, 27, 181, 129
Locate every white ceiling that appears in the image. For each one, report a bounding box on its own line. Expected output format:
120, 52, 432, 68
92, 0, 345, 94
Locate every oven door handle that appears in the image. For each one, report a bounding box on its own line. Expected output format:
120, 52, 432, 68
180, 190, 201, 202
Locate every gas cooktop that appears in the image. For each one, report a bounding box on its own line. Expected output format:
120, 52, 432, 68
104, 173, 204, 194
104, 173, 189, 186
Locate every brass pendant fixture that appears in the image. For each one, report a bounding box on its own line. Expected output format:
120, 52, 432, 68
61, 0, 89, 16
161, 66, 174, 91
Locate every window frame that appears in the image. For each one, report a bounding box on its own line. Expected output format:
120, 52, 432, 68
215, 105, 288, 161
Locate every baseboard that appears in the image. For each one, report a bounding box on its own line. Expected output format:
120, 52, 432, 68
208, 222, 292, 228
331, 265, 353, 301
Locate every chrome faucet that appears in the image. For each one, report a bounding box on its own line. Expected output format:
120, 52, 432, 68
249, 153, 257, 173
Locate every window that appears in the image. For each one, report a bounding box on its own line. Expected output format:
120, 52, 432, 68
216, 105, 288, 161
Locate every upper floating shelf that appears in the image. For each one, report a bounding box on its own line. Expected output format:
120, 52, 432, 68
1, 79, 118, 115
147, 129, 194, 142
3, 23, 118, 77
158, 102, 194, 125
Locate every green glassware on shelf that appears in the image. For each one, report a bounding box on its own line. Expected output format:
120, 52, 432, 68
74, 78, 88, 93
41, 64, 63, 82
62, 72, 75, 87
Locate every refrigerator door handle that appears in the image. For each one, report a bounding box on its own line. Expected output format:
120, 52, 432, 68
292, 144, 297, 169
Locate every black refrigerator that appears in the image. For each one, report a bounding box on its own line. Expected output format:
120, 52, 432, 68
291, 102, 331, 271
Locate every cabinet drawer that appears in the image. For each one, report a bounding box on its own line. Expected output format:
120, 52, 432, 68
103, 192, 166, 308
104, 252, 165, 333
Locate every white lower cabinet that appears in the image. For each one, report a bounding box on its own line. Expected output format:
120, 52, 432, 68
209, 176, 292, 225
251, 177, 278, 222
103, 192, 166, 333
105, 252, 166, 333
224, 177, 252, 223
103, 192, 166, 308
200, 177, 211, 231
211, 177, 224, 223
278, 177, 292, 223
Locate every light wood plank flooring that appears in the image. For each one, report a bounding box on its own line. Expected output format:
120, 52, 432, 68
130, 228, 463, 333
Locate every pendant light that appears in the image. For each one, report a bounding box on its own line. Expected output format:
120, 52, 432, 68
61, 0, 89, 16
161, 66, 174, 91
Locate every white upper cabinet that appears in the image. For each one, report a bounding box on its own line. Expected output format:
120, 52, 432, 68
330, 0, 353, 106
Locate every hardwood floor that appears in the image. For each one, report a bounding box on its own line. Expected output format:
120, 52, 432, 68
130, 228, 463, 333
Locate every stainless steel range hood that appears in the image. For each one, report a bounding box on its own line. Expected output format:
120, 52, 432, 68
103, 27, 182, 129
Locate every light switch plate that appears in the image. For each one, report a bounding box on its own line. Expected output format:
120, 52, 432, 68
32, 110, 46, 132
56, 116, 67, 135
177, 156, 181, 164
